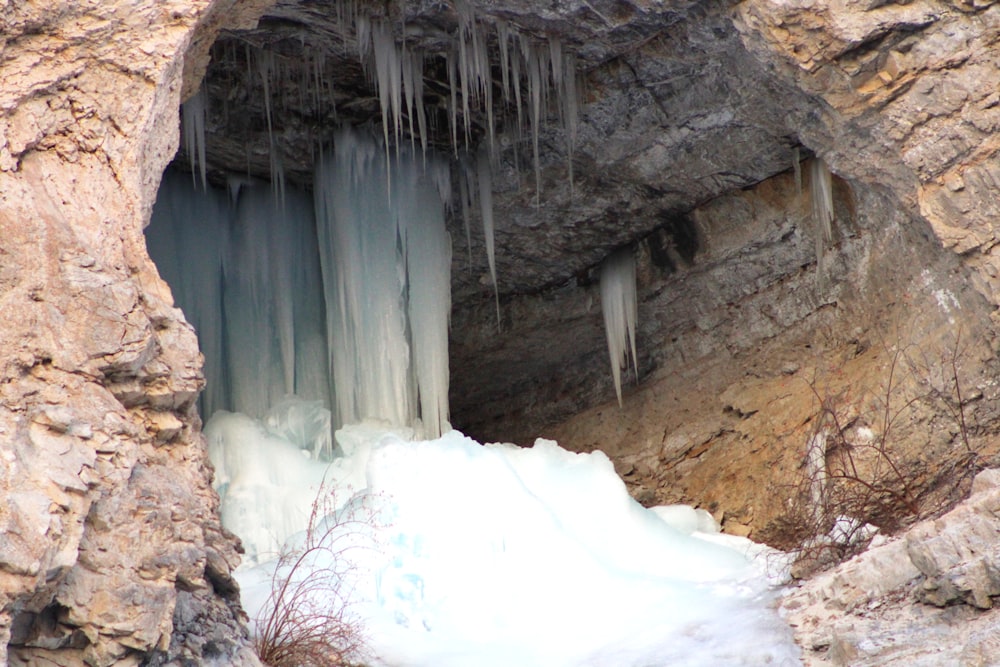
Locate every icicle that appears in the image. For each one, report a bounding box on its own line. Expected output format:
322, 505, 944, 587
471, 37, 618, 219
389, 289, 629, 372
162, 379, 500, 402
456, 3, 473, 147
314, 129, 452, 437
181, 88, 207, 190
412, 50, 428, 158
371, 20, 404, 164
251, 48, 287, 205
447, 53, 459, 156
356, 14, 372, 64
599, 249, 639, 407
497, 21, 512, 102
458, 162, 474, 267
811, 157, 834, 241
810, 157, 834, 285
549, 38, 564, 101
400, 161, 453, 438
510, 41, 524, 138
527, 39, 544, 205
477, 147, 500, 326
562, 50, 579, 191
402, 45, 418, 154
226, 174, 250, 205
473, 17, 495, 157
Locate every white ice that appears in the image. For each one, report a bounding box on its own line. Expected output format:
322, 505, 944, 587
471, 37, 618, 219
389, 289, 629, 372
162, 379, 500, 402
600, 248, 639, 406
216, 417, 802, 667
313, 129, 452, 438
149, 131, 450, 439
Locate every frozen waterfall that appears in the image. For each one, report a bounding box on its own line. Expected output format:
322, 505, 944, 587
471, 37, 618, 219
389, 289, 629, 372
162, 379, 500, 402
147, 130, 453, 441
314, 129, 452, 438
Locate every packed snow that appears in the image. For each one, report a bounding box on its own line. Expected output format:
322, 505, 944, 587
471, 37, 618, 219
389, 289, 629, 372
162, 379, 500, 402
209, 410, 802, 667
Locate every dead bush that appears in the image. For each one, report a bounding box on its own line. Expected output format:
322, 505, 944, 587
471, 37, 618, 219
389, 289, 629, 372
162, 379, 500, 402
252, 483, 375, 667
766, 332, 982, 578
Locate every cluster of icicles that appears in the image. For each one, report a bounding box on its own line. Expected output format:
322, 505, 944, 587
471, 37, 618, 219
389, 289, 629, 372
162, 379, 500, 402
151, 130, 454, 442
168, 0, 641, 437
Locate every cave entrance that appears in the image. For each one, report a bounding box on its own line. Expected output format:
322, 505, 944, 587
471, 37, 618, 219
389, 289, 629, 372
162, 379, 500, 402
147, 1, 610, 447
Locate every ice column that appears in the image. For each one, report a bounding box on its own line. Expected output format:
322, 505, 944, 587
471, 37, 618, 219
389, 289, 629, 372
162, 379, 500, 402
599, 249, 639, 406
314, 130, 452, 438
147, 174, 333, 446
181, 89, 207, 190
810, 157, 834, 285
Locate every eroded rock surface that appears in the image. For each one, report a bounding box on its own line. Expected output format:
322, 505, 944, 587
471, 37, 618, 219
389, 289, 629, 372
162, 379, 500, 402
784, 468, 1000, 666
0, 0, 271, 664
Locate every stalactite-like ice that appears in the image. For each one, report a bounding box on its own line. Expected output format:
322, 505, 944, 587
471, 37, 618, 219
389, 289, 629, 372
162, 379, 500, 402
477, 147, 500, 323
218, 12, 584, 316
314, 129, 452, 438
150, 131, 452, 444
810, 157, 834, 285
810, 157, 834, 244
599, 249, 639, 406
402, 171, 454, 439
148, 175, 333, 452
181, 88, 208, 190
158, 5, 597, 443
147, 169, 230, 417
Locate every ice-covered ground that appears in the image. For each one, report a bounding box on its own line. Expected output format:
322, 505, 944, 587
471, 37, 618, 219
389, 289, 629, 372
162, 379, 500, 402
207, 411, 802, 667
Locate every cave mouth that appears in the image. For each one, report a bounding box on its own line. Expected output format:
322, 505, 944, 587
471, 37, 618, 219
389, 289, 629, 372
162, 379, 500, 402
160, 0, 821, 448
152, 0, 992, 545
150, 0, 630, 446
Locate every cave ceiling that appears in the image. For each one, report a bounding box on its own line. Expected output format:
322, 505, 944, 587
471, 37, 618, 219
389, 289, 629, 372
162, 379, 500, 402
187, 0, 811, 307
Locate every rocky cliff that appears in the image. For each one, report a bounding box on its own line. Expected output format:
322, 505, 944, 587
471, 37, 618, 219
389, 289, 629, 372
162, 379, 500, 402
0, 1, 270, 664
2, 0, 1000, 663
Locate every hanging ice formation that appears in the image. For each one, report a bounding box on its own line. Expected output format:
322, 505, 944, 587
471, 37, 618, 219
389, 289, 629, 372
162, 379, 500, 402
148, 171, 333, 446
181, 88, 207, 190
810, 157, 834, 285
208, 2, 582, 298
314, 129, 452, 438
149, 130, 452, 442
336, 3, 579, 318
599, 249, 639, 407
146, 169, 231, 417
155, 2, 590, 441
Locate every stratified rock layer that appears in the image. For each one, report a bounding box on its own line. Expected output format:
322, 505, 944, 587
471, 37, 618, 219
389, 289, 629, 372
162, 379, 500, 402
0, 1, 271, 664
784, 468, 1000, 666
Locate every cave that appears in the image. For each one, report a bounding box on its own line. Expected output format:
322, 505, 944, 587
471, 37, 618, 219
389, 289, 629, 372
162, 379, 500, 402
4, 0, 1000, 664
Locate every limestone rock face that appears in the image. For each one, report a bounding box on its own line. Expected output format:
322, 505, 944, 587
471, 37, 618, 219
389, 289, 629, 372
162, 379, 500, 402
0, 0, 271, 664
737, 0, 1000, 304
784, 468, 1000, 666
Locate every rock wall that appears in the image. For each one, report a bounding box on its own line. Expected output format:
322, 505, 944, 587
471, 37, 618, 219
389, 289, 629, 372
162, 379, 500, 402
784, 468, 1000, 665
463, 162, 1000, 539
737, 0, 1000, 304
0, 1, 271, 664
451, 0, 1000, 543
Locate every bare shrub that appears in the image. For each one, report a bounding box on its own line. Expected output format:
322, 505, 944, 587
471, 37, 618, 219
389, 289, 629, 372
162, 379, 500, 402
252, 483, 375, 667
766, 332, 982, 577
